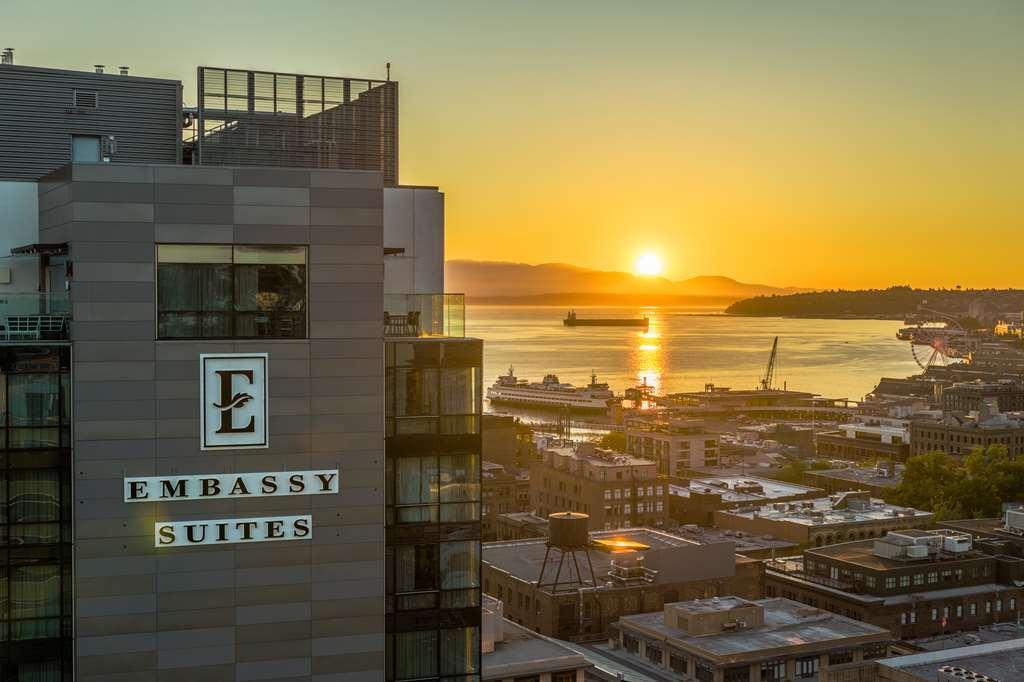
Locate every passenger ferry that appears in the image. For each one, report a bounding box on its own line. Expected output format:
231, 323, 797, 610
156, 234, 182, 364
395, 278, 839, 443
486, 367, 614, 412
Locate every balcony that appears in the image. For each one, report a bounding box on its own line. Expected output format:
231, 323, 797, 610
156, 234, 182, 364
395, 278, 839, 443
0, 292, 71, 341
384, 293, 465, 338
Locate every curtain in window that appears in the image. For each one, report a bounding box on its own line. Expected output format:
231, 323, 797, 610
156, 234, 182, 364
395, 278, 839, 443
396, 369, 438, 417
7, 375, 59, 426
10, 565, 60, 640
395, 544, 438, 593
440, 627, 479, 675
440, 541, 479, 590
16, 661, 62, 682
396, 457, 438, 506
394, 630, 437, 680
439, 454, 480, 503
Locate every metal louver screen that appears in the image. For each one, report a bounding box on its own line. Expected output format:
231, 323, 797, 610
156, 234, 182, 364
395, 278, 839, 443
192, 66, 398, 184
73, 90, 98, 108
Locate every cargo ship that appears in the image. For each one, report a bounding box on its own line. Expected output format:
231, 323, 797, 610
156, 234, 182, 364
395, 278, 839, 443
486, 367, 614, 412
563, 310, 649, 328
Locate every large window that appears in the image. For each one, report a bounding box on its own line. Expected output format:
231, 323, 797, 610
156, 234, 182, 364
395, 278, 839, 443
0, 347, 73, 680
157, 244, 306, 339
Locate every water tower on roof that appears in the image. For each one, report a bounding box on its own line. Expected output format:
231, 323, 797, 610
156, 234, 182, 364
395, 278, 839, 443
537, 512, 597, 592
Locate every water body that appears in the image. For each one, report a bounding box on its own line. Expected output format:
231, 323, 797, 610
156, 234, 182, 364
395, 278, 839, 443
466, 306, 921, 404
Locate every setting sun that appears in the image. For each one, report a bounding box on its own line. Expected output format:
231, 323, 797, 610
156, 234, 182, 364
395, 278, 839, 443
634, 252, 663, 277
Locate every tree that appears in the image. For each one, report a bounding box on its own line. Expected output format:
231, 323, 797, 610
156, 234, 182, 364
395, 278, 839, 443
886, 445, 1021, 520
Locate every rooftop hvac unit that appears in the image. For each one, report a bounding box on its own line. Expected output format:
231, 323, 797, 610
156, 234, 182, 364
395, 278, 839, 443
906, 544, 929, 558
1004, 508, 1024, 533
943, 535, 972, 553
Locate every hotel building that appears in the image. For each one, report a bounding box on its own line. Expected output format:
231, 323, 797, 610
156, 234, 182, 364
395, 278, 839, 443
0, 57, 478, 681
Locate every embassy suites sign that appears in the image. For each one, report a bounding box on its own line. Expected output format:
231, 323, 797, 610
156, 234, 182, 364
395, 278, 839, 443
125, 353, 340, 548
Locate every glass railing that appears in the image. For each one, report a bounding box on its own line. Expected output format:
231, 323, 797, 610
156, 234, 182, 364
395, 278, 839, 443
384, 293, 465, 338
0, 292, 72, 340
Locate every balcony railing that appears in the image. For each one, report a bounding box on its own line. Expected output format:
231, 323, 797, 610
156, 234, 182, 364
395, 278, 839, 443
384, 293, 464, 338
0, 292, 71, 341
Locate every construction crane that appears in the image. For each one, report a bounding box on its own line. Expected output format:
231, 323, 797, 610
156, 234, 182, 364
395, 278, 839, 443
759, 336, 779, 391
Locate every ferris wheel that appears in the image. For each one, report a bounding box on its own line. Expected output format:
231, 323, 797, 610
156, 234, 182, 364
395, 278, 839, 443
909, 309, 965, 370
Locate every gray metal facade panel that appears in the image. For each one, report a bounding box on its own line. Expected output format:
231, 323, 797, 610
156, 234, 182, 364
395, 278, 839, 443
0, 65, 181, 181
58, 163, 385, 679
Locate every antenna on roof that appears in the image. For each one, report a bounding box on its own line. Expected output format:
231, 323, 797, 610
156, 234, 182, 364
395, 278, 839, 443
385, 62, 391, 81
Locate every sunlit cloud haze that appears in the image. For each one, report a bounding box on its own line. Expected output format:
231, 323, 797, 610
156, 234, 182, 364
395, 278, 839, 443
6, 0, 1022, 288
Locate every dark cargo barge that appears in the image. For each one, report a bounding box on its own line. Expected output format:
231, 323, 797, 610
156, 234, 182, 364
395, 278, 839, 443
563, 310, 649, 328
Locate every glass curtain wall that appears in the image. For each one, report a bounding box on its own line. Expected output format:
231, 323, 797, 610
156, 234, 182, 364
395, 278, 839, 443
0, 346, 73, 682
385, 339, 483, 682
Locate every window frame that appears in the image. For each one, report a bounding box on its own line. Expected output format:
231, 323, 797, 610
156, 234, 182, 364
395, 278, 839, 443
155, 243, 309, 340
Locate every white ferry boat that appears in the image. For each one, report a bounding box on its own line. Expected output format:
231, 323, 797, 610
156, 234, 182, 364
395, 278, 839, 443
486, 367, 614, 412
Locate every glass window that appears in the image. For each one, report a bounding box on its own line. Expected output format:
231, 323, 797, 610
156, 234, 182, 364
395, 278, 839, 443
71, 135, 101, 162
441, 541, 479, 590
10, 565, 61, 640
396, 457, 438, 506
761, 660, 785, 681
441, 627, 479, 675
394, 630, 437, 680
395, 544, 438, 593
439, 453, 480, 503
157, 244, 306, 339
797, 657, 819, 678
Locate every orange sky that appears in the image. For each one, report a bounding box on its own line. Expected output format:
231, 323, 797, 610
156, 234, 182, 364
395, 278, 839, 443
10, 0, 1024, 288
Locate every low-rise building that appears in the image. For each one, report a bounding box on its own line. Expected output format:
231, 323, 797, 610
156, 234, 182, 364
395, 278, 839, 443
765, 530, 1024, 639
608, 596, 891, 682
625, 417, 720, 475
667, 475, 821, 525
482, 595, 591, 682
670, 524, 799, 559
941, 379, 1024, 414
529, 442, 668, 531
910, 408, 1024, 458
496, 511, 550, 541
713, 491, 933, 547
803, 463, 904, 496
939, 507, 1024, 560
483, 461, 530, 541
815, 418, 911, 462
877, 638, 1024, 681
483, 527, 763, 640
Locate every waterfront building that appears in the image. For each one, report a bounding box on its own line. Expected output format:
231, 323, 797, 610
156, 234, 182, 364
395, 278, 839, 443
607, 596, 891, 682
528, 442, 669, 531
713, 490, 933, 547
480, 596, 591, 682
0, 56, 478, 681
482, 527, 763, 640
909, 407, 1024, 458
765, 530, 1024, 639
940, 379, 1024, 414
624, 416, 720, 475
661, 384, 857, 420
814, 418, 911, 462
667, 475, 821, 526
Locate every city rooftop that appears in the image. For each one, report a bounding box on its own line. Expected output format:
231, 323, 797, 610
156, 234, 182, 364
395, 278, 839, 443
718, 491, 931, 528
668, 475, 820, 503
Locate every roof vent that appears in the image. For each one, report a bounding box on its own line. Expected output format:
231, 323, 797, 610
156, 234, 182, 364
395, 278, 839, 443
1, 48, 13, 65
93, 64, 104, 74
73, 91, 99, 108
119, 66, 129, 76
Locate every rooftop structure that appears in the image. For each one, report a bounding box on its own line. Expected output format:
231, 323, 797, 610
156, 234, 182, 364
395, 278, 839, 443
803, 463, 905, 496
660, 385, 856, 419
481, 595, 592, 681
483, 527, 763, 639
670, 524, 798, 559
815, 418, 911, 462
714, 491, 932, 546
942, 379, 1024, 414
877, 638, 1024, 681
669, 475, 820, 504
610, 596, 890, 681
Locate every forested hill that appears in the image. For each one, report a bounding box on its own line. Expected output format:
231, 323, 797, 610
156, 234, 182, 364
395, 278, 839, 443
725, 286, 1024, 318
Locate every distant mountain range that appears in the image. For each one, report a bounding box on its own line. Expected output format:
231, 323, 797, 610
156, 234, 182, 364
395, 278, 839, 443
445, 260, 810, 304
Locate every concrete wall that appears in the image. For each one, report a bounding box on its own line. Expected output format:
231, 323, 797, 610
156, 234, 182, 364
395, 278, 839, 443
383, 186, 444, 294
39, 163, 385, 681
0, 181, 40, 293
